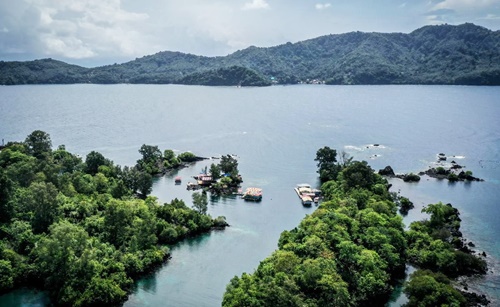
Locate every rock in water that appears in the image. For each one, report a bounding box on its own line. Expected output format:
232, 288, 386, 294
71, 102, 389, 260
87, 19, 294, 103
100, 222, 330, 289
378, 166, 395, 176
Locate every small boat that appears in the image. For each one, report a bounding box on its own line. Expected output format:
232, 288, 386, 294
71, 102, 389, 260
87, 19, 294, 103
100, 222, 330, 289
301, 195, 313, 206
241, 187, 262, 202
175, 176, 182, 184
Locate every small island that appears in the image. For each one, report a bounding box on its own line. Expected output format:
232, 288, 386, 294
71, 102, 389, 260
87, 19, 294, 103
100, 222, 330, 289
378, 154, 484, 183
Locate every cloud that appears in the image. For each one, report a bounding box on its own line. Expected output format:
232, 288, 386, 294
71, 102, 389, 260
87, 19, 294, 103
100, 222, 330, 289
0, 0, 150, 61
432, 0, 500, 11
1, 0, 499, 66
315, 3, 332, 10
426, 0, 500, 25
242, 0, 270, 10
425, 8, 455, 15
480, 13, 500, 20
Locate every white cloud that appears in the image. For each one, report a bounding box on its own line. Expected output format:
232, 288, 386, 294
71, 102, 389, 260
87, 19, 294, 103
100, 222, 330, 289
1, 0, 500, 66
315, 3, 332, 10
480, 13, 500, 19
433, 0, 500, 11
242, 0, 270, 10
2, 0, 150, 60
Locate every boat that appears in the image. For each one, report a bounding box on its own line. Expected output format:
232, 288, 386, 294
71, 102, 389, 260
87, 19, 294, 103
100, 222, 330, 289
241, 187, 262, 201
295, 183, 318, 206
174, 176, 182, 184
301, 195, 313, 206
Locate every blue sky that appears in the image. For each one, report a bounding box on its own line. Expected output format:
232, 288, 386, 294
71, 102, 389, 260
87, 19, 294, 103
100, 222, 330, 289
1, 0, 499, 67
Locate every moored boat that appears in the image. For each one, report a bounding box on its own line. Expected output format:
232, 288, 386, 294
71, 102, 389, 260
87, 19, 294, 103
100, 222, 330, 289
301, 195, 313, 206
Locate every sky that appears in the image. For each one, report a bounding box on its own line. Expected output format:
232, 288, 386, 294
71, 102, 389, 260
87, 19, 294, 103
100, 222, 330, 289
1, 0, 499, 67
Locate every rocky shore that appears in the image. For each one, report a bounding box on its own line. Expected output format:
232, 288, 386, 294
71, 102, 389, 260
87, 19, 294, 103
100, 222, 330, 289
378, 153, 484, 183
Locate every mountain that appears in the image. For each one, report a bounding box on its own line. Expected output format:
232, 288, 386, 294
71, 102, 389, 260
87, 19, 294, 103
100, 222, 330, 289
1, 23, 499, 86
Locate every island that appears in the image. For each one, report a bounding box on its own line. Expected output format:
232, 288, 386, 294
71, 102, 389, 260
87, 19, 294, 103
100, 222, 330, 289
0, 130, 228, 306
222, 146, 488, 306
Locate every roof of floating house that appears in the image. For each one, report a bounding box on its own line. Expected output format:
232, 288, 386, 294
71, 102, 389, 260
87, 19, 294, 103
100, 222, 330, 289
243, 187, 262, 196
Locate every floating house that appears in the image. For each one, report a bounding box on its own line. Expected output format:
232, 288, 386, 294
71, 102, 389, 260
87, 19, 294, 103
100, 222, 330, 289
196, 175, 213, 186
242, 187, 263, 201
295, 183, 320, 206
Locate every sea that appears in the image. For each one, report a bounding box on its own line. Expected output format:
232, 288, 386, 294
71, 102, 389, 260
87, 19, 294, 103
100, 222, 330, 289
0, 84, 498, 306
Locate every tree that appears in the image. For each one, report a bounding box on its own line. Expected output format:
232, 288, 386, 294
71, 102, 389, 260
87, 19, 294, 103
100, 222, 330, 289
163, 149, 180, 168
0, 169, 14, 222
138, 145, 162, 174
338, 150, 353, 167
24, 130, 52, 159
178, 152, 197, 162
34, 221, 89, 291
192, 192, 208, 215
315, 146, 340, 182
404, 270, 466, 307
315, 146, 337, 169
121, 167, 152, 198
85, 151, 108, 175
209, 163, 221, 181
340, 161, 377, 190
17, 181, 59, 233
219, 155, 238, 174
136, 171, 153, 198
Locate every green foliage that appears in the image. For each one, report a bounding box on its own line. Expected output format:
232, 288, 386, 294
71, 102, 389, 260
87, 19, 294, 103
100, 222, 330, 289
224, 155, 406, 306
315, 146, 340, 182
0, 131, 227, 306
340, 161, 378, 190
407, 202, 487, 277
404, 270, 466, 307
209, 163, 221, 181
2, 24, 500, 86
192, 192, 208, 215
163, 149, 180, 169
435, 166, 447, 175
217, 155, 241, 185
403, 173, 421, 182
178, 66, 271, 86
448, 173, 459, 182
85, 151, 109, 175
137, 145, 163, 174
177, 152, 197, 162
24, 130, 52, 159
224, 148, 486, 306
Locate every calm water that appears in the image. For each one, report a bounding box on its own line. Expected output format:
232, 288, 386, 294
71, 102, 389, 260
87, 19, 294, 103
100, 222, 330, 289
0, 84, 499, 306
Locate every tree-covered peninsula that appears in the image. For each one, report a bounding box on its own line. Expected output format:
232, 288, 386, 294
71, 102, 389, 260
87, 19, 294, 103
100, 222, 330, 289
1, 23, 499, 86
0, 131, 227, 306
222, 147, 487, 306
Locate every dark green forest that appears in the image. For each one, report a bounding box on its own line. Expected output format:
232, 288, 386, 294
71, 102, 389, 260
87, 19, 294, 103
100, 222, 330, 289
0, 131, 227, 306
1, 23, 499, 86
222, 147, 487, 307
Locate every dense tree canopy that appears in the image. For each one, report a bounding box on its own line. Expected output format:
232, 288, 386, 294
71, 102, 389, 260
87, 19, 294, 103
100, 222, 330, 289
223, 148, 487, 307
223, 155, 406, 306
1, 23, 499, 86
0, 131, 227, 306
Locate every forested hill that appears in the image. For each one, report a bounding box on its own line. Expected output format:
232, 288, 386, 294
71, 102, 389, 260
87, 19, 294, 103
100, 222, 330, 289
1, 23, 499, 86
